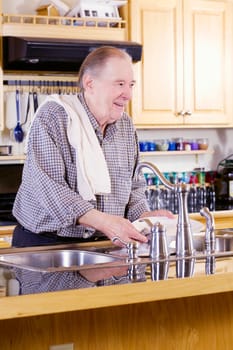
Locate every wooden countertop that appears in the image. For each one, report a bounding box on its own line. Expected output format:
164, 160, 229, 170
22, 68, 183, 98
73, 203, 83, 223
190, 209, 233, 221
0, 225, 15, 235
0, 226, 15, 248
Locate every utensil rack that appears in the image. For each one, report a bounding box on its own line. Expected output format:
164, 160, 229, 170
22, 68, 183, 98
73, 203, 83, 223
4, 79, 79, 95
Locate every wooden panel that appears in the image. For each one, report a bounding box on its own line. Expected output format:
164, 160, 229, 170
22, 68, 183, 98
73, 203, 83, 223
143, 9, 175, 110
1, 292, 233, 349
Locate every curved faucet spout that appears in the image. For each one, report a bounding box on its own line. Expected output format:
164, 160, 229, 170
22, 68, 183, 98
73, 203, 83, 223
135, 161, 194, 257
135, 161, 174, 190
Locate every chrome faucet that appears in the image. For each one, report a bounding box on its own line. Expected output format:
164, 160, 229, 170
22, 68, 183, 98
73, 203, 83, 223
135, 161, 194, 257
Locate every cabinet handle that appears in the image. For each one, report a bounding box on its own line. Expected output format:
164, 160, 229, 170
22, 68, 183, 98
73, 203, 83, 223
185, 110, 192, 116
177, 110, 186, 116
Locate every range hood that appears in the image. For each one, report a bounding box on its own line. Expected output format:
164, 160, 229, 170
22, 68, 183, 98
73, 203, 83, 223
3, 36, 142, 72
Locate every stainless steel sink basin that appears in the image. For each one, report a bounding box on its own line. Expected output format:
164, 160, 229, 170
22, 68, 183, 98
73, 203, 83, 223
193, 230, 233, 253
0, 249, 125, 272
215, 234, 233, 252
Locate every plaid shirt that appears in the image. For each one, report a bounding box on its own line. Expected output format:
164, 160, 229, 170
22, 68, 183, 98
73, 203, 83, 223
13, 93, 149, 238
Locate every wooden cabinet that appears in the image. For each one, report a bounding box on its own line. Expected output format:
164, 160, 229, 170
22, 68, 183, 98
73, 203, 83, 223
129, 0, 233, 128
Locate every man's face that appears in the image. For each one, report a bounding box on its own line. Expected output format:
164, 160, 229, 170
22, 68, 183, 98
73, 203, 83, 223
83, 56, 135, 126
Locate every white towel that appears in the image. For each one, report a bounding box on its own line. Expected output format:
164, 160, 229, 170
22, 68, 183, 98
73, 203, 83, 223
27, 94, 111, 200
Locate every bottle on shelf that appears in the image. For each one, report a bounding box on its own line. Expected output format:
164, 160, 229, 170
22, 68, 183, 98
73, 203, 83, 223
153, 178, 162, 210
206, 183, 216, 211
196, 168, 207, 211
188, 172, 198, 213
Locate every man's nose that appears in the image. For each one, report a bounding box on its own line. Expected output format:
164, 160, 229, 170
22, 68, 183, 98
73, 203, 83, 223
122, 86, 133, 100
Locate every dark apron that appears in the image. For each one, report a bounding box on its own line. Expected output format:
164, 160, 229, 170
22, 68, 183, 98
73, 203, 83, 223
12, 224, 107, 248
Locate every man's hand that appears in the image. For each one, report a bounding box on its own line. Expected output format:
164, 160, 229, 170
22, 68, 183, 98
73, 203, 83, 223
78, 209, 148, 246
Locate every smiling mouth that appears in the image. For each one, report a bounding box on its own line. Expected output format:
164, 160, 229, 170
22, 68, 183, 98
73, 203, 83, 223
114, 102, 125, 110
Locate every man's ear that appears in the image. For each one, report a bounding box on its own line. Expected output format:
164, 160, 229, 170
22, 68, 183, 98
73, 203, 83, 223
82, 73, 94, 91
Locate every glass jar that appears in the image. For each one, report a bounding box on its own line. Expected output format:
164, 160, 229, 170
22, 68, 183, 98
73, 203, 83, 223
139, 141, 149, 152
197, 138, 209, 150
175, 137, 184, 151
147, 141, 156, 151
156, 139, 169, 151
190, 139, 199, 151
184, 140, 191, 151
168, 139, 176, 151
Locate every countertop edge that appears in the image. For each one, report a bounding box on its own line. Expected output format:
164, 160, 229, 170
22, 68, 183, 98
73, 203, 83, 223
1, 271, 233, 321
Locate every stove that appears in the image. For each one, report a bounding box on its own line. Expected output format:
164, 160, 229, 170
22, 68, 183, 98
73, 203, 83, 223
0, 164, 23, 226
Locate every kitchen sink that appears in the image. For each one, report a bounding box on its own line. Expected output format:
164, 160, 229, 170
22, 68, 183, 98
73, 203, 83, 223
0, 249, 125, 272
193, 230, 233, 253
1, 229, 233, 274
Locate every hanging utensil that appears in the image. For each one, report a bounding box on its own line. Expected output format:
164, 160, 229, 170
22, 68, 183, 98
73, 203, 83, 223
13, 89, 24, 143
21, 90, 31, 127
33, 91, 38, 113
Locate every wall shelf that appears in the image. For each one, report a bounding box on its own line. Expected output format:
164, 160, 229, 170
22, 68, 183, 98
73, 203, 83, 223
140, 150, 213, 156
139, 149, 214, 164
0, 150, 213, 164
0, 155, 26, 164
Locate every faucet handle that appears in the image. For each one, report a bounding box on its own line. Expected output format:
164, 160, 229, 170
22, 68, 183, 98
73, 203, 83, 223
111, 236, 139, 260
127, 241, 139, 260
150, 222, 169, 259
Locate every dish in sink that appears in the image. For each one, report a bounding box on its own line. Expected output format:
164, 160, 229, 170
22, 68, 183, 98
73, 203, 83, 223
110, 217, 204, 257
132, 216, 203, 236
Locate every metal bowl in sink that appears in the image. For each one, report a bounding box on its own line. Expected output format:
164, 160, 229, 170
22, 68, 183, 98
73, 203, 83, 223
0, 249, 125, 272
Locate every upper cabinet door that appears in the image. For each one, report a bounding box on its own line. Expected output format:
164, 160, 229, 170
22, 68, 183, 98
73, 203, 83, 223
130, 0, 233, 128
183, 0, 233, 125
130, 0, 183, 126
